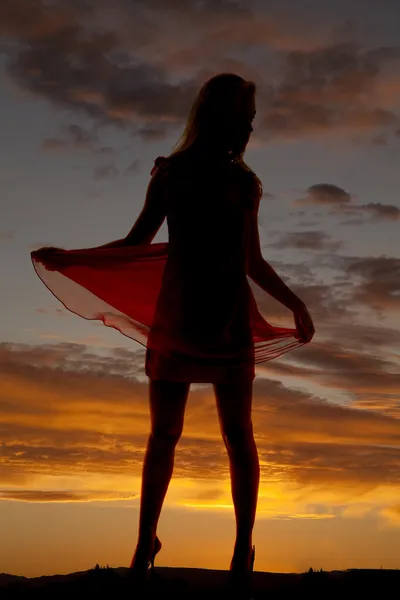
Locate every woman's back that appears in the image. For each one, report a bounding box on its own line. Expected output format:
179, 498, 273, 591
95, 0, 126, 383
146, 154, 257, 379
163, 153, 254, 271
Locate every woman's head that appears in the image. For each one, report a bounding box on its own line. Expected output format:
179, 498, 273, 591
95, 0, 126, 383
172, 73, 256, 161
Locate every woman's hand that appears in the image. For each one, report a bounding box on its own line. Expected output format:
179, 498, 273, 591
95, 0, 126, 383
33, 246, 65, 257
293, 302, 315, 343
32, 246, 65, 271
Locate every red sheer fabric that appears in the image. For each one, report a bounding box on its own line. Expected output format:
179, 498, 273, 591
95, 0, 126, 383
31, 155, 304, 382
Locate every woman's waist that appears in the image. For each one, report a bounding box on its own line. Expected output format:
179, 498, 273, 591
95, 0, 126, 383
166, 250, 246, 273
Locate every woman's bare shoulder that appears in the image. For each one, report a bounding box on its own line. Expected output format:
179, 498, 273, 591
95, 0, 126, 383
151, 153, 192, 175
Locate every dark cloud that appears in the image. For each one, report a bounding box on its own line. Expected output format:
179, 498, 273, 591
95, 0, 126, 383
338, 201, 400, 223
65, 123, 97, 146
297, 184, 352, 206
258, 441, 400, 487
340, 255, 400, 312
0, 341, 143, 375
361, 202, 400, 221
294, 185, 400, 222
263, 337, 400, 418
2, 1, 198, 128
262, 42, 400, 139
1, 2, 400, 141
321, 320, 400, 351
0, 490, 89, 502
0, 0, 77, 40
251, 275, 354, 326
0, 489, 137, 502
268, 230, 343, 252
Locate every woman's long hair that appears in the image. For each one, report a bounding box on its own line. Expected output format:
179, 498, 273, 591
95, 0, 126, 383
168, 73, 262, 200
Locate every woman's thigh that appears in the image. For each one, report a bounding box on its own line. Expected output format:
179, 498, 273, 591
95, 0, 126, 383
213, 378, 254, 440
148, 379, 191, 438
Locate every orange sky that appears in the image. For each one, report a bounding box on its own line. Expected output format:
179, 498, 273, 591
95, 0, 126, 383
1, 333, 400, 576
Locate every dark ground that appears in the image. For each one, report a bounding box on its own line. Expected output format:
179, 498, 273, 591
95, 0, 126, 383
0, 566, 399, 599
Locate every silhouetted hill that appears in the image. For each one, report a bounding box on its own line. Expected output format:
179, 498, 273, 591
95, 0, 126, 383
0, 565, 398, 598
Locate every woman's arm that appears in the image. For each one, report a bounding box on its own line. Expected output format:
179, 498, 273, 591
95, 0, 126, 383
246, 199, 304, 312
93, 164, 167, 250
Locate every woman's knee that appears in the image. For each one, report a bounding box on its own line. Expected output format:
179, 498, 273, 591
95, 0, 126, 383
150, 426, 183, 449
222, 423, 255, 453
214, 379, 254, 452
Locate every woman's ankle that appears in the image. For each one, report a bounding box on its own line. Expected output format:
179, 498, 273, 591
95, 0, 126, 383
233, 537, 252, 554
230, 541, 253, 571
130, 533, 156, 567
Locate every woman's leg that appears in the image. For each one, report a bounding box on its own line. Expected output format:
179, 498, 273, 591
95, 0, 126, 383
130, 378, 190, 568
213, 378, 259, 563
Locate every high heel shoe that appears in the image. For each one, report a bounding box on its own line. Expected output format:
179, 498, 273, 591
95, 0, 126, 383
148, 535, 162, 574
226, 544, 255, 599
129, 535, 162, 587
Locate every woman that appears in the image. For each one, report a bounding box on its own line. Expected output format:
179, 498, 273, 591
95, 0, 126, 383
32, 73, 314, 598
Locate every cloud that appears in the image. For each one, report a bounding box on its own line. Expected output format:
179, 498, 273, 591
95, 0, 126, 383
360, 203, 400, 221
262, 42, 400, 140
339, 256, 400, 313
2, 0, 198, 128
0, 341, 143, 374
1, 340, 400, 507
297, 184, 352, 206
251, 275, 353, 328
0, 490, 136, 503
2, 2, 400, 141
41, 123, 97, 152
382, 504, 400, 526
339, 202, 400, 223
267, 230, 343, 252
263, 336, 400, 419
294, 185, 400, 222
94, 163, 119, 180
65, 123, 97, 147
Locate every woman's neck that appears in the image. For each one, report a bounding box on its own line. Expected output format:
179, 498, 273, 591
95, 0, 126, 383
190, 142, 233, 165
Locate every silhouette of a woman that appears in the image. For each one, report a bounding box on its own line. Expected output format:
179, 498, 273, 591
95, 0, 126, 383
32, 73, 314, 598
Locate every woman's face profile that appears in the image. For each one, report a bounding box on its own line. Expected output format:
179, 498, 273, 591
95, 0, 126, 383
229, 92, 256, 155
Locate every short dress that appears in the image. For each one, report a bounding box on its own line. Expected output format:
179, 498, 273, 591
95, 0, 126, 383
145, 155, 257, 383
30, 154, 304, 383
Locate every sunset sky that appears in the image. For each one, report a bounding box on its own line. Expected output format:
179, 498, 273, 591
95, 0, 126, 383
1, 0, 400, 578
